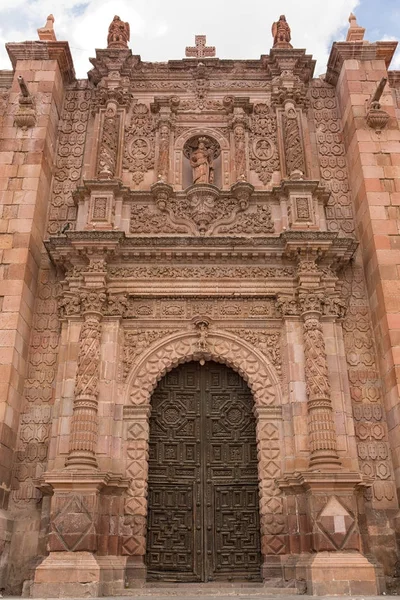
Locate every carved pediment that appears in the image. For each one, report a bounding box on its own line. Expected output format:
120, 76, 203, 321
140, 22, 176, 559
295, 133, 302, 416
129, 180, 274, 237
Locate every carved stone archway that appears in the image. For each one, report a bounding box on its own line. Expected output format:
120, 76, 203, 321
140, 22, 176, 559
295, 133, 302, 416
122, 330, 287, 568
174, 127, 231, 190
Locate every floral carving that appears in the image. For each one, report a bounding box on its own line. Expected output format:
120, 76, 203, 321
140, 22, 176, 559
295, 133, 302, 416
229, 330, 282, 376
106, 293, 129, 317
123, 329, 177, 379
123, 103, 155, 184
249, 103, 280, 185
130, 205, 187, 234
108, 265, 295, 279
217, 204, 274, 235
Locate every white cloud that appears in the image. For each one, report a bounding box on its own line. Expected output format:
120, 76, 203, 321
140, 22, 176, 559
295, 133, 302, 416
0, 0, 385, 81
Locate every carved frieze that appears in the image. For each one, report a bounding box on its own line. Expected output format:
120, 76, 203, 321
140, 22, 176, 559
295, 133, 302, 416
124, 297, 279, 320
108, 265, 295, 279
249, 103, 280, 185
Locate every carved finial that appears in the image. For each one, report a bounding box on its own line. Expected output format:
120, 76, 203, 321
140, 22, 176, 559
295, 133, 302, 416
346, 12, 365, 42
271, 15, 293, 49
107, 15, 130, 49
37, 14, 57, 42
185, 35, 216, 58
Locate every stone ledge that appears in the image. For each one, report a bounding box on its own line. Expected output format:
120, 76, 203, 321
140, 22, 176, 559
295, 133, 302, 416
6, 41, 75, 84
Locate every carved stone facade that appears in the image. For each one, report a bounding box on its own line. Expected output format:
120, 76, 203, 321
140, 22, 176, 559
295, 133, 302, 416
0, 12, 400, 599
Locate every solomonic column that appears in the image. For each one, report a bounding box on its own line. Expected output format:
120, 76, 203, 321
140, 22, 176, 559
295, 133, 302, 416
65, 288, 106, 469
299, 290, 341, 470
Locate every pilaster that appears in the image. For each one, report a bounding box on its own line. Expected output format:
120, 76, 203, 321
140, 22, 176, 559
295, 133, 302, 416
326, 38, 400, 498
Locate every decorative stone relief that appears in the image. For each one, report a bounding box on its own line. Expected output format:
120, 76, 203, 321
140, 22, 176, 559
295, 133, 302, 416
282, 100, 306, 177
66, 290, 106, 470
97, 99, 120, 179
108, 265, 295, 279
47, 88, 91, 235
229, 330, 282, 376
299, 291, 341, 469
249, 103, 280, 185
143, 179, 262, 236
215, 204, 274, 235
127, 331, 280, 408
123, 103, 155, 184
122, 329, 178, 380
124, 297, 279, 320
341, 261, 397, 507
11, 268, 61, 505
309, 81, 355, 235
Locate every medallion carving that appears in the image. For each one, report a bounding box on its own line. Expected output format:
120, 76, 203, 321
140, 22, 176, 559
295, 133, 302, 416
249, 103, 280, 185
123, 103, 155, 183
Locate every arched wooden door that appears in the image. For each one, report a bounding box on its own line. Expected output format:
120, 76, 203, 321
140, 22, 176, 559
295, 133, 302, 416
146, 361, 261, 582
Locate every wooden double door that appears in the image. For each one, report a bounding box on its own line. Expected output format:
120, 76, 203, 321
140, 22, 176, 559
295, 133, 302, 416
146, 361, 261, 582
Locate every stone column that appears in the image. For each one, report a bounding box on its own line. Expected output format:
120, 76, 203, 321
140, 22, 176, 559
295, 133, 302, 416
299, 290, 341, 470
66, 288, 106, 470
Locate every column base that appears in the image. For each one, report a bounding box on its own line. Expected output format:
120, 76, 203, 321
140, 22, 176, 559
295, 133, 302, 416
295, 551, 379, 596
31, 552, 128, 597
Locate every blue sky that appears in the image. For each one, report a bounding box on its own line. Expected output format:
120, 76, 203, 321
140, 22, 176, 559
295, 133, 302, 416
0, 0, 398, 78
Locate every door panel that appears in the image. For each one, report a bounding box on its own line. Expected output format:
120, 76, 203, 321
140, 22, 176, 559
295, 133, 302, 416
146, 362, 261, 582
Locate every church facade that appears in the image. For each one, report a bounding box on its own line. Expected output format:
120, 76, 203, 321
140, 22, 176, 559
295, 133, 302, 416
0, 12, 400, 596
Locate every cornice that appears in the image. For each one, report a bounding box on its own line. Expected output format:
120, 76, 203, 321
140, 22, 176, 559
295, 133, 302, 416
45, 230, 357, 269
6, 41, 75, 84
326, 41, 398, 87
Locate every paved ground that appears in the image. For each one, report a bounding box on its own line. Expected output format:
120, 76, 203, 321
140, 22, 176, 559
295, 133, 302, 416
4, 596, 398, 599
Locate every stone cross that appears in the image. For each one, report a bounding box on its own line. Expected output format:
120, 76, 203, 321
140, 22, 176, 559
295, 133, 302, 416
185, 35, 216, 58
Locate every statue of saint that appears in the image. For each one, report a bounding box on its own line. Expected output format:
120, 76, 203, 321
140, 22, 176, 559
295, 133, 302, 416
271, 15, 292, 49
107, 15, 130, 49
189, 138, 214, 184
